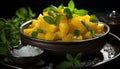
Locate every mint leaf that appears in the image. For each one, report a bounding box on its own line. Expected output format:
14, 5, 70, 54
43, 7, 50, 12
55, 15, 61, 25
48, 11, 55, 17
32, 29, 43, 38
81, 21, 95, 37
74, 9, 88, 16
74, 60, 81, 68
36, 29, 43, 33
68, 0, 75, 12
66, 53, 74, 61
50, 5, 58, 13
43, 16, 54, 24
74, 53, 82, 60
32, 31, 38, 38
57, 4, 64, 11
90, 29, 95, 37
16, 7, 27, 19
81, 21, 90, 31
90, 14, 98, 22
64, 8, 73, 19
74, 29, 80, 37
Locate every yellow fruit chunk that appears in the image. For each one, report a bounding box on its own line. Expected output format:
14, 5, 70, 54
70, 16, 87, 35
37, 33, 45, 40
48, 24, 58, 33
84, 31, 92, 39
45, 32, 55, 40
59, 22, 69, 37
23, 28, 34, 36
96, 23, 104, 34
62, 34, 73, 42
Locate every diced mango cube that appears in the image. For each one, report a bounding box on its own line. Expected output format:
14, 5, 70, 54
84, 31, 92, 39
37, 33, 45, 40
45, 32, 55, 40
59, 22, 69, 37
48, 24, 58, 33
96, 23, 104, 34
23, 28, 34, 36
62, 34, 73, 42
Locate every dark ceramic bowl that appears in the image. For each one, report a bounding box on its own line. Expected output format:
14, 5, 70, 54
20, 20, 110, 58
99, 10, 120, 37
9, 45, 44, 65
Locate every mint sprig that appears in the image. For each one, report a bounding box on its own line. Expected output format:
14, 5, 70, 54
57, 53, 82, 69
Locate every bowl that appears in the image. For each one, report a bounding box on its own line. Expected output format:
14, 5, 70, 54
99, 10, 120, 37
20, 20, 110, 58
9, 45, 44, 65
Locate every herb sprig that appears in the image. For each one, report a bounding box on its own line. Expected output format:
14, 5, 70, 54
0, 7, 36, 56
57, 53, 82, 69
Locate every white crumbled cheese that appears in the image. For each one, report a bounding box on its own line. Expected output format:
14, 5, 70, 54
11, 45, 44, 57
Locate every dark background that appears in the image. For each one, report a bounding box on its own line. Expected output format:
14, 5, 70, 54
0, 0, 119, 18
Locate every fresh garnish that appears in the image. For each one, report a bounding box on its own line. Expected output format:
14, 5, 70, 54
90, 14, 98, 23
74, 29, 80, 37
81, 21, 95, 37
57, 53, 82, 69
0, 7, 35, 56
43, 16, 54, 24
32, 29, 43, 38
63, 8, 73, 19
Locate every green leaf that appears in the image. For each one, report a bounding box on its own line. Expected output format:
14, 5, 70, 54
74, 9, 88, 16
90, 14, 98, 23
74, 53, 82, 60
16, 7, 27, 19
68, 0, 75, 12
90, 29, 95, 37
43, 7, 51, 12
64, 8, 73, 19
36, 29, 43, 33
66, 53, 74, 61
31, 29, 43, 38
48, 11, 55, 17
43, 16, 54, 24
28, 7, 33, 17
73, 29, 80, 37
56, 61, 73, 69
57, 4, 64, 11
50, 5, 58, 13
74, 60, 81, 68
81, 21, 90, 31
31, 31, 38, 38
81, 21, 95, 37
55, 15, 61, 25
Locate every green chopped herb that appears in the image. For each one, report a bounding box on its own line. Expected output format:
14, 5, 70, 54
90, 14, 98, 23
32, 29, 43, 38
36, 29, 43, 33
81, 21, 90, 30
68, 0, 75, 12
57, 53, 82, 69
81, 21, 95, 37
43, 16, 54, 24
74, 29, 80, 37
55, 15, 61, 25
74, 9, 88, 16
63, 8, 73, 19
57, 4, 64, 11
32, 31, 38, 38
50, 5, 58, 13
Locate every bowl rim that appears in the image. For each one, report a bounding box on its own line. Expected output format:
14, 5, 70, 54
20, 20, 110, 44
